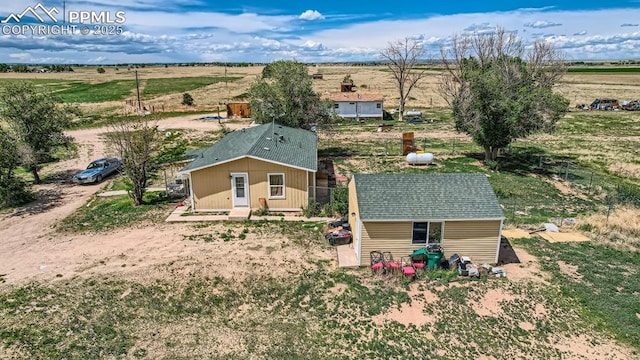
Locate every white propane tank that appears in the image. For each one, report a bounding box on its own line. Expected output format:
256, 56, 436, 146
404, 110, 422, 117
406, 152, 434, 165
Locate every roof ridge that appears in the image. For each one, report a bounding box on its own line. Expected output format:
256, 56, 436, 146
247, 123, 274, 153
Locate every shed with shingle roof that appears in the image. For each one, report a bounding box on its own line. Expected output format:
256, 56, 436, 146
347, 173, 505, 266
180, 123, 318, 212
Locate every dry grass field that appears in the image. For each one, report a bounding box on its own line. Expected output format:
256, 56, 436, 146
3, 64, 639, 114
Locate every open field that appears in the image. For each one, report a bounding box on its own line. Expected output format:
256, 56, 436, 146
1, 66, 640, 358
3, 64, 640, 114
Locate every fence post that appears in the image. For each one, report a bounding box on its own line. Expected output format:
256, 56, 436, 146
588, 171, 594, 194
539, 155, 542, 168
564, 161, 570, 182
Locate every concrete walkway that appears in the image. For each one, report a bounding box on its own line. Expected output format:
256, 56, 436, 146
336, 244, 359, 268
165, 205, 333, 223
97, 187, 166, 197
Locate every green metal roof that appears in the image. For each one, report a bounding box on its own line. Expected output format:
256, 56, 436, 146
353, 173, 504, 221
181, 123, 317, 172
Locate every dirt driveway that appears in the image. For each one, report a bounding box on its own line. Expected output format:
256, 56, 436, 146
0, 115, 247, 285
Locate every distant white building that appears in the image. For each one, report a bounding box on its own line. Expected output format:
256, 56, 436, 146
322, 92, 384, 120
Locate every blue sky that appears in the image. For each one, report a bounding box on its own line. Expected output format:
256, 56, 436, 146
1, 0, 639, 63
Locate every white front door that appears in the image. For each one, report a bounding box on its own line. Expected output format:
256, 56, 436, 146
231, 173, 249, 207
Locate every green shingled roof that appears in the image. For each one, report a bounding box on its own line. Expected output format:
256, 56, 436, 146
181, 123, 317, 172
353, 173, 504, 221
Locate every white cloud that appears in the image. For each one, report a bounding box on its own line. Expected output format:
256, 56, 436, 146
524, 20, 562, 28
464, 22, 496, 33
621, 23, 639, 27
9, 52, 31, 61
573, 30, 587, 36
299, 10, 324, 21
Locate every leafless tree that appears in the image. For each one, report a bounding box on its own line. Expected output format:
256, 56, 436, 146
106, 118, 160, 206
438, 27, 568, 161
380, 37, 428, 122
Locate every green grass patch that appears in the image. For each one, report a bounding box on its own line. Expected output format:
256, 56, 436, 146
51, 80, 136, 103
517, 238, 640, 348
141, 76, 241, 99
57, 192, 175, 233
567, 67, 640, 73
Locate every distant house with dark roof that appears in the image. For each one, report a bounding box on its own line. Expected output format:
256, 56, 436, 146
321, 92, 384, 120
348, 173, 505, 265
180, 123, 317, 212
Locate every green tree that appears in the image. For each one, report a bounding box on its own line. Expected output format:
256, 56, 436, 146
439, 28, 569, 161
182, 93, 194, 106
97, 67, 106, 74
249, 60, 333, 129
0, 82, 76, 184
0, 129, 34, 206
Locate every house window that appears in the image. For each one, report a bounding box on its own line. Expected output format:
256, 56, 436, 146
268, 173, 285, 199
334, 103, 339, 109
412, 222, 443, 245
376, 103, 381, 109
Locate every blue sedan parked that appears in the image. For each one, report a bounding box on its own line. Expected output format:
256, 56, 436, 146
72, 158, 122, 184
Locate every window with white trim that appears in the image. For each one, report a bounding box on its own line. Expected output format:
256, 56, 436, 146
376, 103, 381, 109
412, 222, 443, 245
268, 173, 285, 199
334, 103, 339, 109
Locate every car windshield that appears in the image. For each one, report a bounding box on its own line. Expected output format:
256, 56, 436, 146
86, 162, 104, 169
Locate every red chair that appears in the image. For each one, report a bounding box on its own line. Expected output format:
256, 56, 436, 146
401, 257, 417, 280
412, 258, 426, 270
382, 252, 401, 274
370, 251, 384, 273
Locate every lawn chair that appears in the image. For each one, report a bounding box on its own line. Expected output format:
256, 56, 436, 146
400, 257, 417, 280
370, 251, 384, 274
411, 257, 426, 270
410, 248, 427, 270
382, 251, 401, 274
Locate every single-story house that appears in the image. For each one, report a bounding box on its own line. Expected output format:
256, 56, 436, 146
322, 92, 384, 120
348, 173, 505, 266
180, 123, 317, 212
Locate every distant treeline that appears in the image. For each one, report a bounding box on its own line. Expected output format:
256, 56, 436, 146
0, 64, 74, 73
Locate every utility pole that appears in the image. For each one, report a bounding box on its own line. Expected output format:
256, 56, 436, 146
135, 70, 142, 113
225, 65, 231, 99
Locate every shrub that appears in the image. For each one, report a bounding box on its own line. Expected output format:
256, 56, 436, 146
330, 185, 348, 216
302, 200, 322, 218
96, 67, 105, 74
0, 176, 34, 207
182, 93, 194, 106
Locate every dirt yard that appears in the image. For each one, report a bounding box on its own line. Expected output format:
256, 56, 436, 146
0, 115, 249, 286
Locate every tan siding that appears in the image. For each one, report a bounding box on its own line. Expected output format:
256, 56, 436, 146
191, 157, 309, 211
357, 220, 502, 266
443, 220, 502, 264
359, 222, 426, 266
